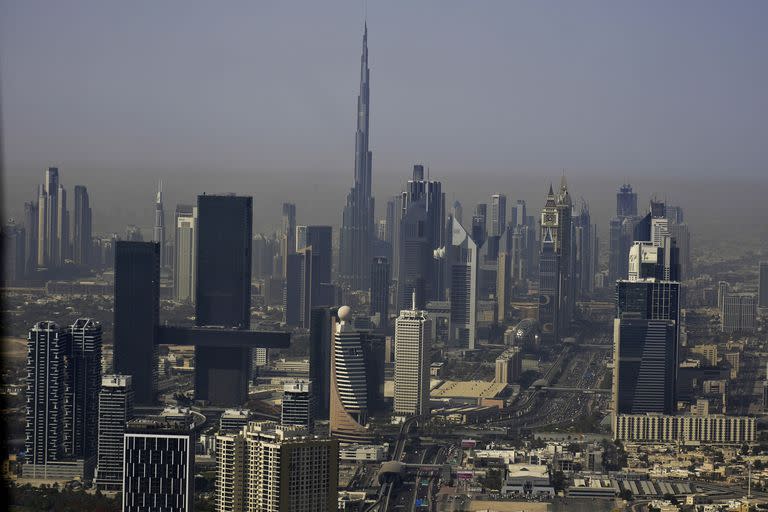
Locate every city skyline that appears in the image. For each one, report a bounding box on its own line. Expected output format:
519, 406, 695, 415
2, 2, 768, 245
2, 4, 768, 510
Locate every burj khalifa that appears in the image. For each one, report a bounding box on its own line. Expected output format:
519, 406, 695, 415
339, 24, 374, 291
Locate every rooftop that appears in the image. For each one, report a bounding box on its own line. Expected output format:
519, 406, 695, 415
431, 380, 508, 399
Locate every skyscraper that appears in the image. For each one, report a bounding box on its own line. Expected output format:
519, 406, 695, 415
281, 380, 314, 428
114, 241, 160, 405
573, 200, 597, 298
394, 164, 445, 310
309, 307, 338, 421
448, 216, 478, 349
72, 185, 92, 266
538, 178, 574, 343
215, 421, 338, 512
490, 194, 507, 237
330, 306, 373, 443
339, 25, 374, 292
296, 225, 308, 252
174, 205, 197, 302
396, 196, 430, 310
56, 183, 69, 265
63, 318, 102, 460
472, 203, 487, 248
616, 184, 638, 218
37, 167, 60, 267
122, 417, 194, 512
613, 220, 682, 428
452, 200, 463, 226
1, 221, 25, 285
95, 375, 134, 491
195, 194, 253, 406
153, 180, 166, 268
370, 256, 390, 331
24, 321, 68, 478
612, 318, 677, 415
760, 261, 768, 308
306, 225, 334, 300
608, 184, 640, 284
284, 252, 304, 327
281, 202, 296, 278
394, 294, 431, 417
23, 201, 38, 274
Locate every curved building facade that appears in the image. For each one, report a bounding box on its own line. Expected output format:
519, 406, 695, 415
330, 306, 373, 443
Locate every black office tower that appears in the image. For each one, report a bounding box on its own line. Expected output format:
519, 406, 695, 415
64, 318, 102, 460
73, 185, 92, 266
284, 252, 304, 327
613, 318, 677, 414
195, 194, 253, 406
114, 242, 159, 405
309, 307, 338, 420
370, 257, 390, 332
306, 226, 333, 286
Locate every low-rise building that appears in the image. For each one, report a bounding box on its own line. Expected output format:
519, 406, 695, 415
614, 413, 755, 444
501, 464, 553, 497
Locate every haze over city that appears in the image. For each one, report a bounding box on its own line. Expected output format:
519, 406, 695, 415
2, 1, 767, 243
2, 2, 768, 512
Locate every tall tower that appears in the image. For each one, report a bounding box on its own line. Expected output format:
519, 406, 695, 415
114, 241, 160, 405
556, 175, 574, 337
370, 257, 390, 332
394, 293, 431, 417
95, 374, 134, 491
24, 321, 68, 478
64, 318, 102, 460
174, 205, 197, 302
395, 164, 445, 310
153, 180, 166, 268
448, 216, 478, 349
538, 185, 560, 342
329, 306, 373, 443
56, 183, 69, 265
339, 24, 374, 291
490, 194, 507, 237
281, 202, 296, 278
73, 185, 92, 266
37, 167, 60, 267
195, 194, 253, 406
537, 178, 574, 343
23, 201, 38, 274
309, 307, 338, 421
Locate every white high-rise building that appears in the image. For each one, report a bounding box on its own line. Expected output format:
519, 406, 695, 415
215, 421, 338, 512
153, 180, 166, 268
174, 205, 197, 302
449, 216, 478, 349
394, 293, 431, 417
95, 375, 133, 491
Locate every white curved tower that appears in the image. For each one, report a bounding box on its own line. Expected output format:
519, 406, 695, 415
330, 306, 373, 443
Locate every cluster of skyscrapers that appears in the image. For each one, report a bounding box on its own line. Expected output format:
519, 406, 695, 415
1, 168, 92, 283
17, 20, 768, 512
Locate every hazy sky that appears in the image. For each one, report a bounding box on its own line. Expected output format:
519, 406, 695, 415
1, 1, 767, 240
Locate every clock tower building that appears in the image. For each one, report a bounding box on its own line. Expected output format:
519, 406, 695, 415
538, 177, 574, 343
